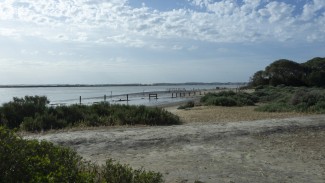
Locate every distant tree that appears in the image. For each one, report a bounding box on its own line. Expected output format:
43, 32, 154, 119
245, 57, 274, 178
249, 57, 325, 87
249, 70, 269, 87
306, 71, 325, 87
0, 96, 49, 129
303, 57, 325, 71
264, 59, 305, 86
303, 57, 325, 87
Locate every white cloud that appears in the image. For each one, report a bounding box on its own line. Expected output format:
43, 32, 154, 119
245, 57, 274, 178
261, 2, 295, 23
106, 34, 146, 47
0, 0, 324, 47
0, 27, 20, 38
301, 0, 325, 20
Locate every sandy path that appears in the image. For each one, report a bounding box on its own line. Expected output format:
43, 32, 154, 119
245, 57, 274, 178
25, 114, 325, 183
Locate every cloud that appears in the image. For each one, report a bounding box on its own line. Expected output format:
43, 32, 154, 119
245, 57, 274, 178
20, 49, 39, 56
172, 45, 183, 50
0, 28, 20, 38
0, 0, 324, 48
301, 0, 325, 20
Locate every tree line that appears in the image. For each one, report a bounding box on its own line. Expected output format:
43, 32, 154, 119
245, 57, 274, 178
249, 57, 325, 87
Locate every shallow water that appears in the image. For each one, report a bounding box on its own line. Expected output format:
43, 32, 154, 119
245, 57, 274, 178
0, 84, 238, 106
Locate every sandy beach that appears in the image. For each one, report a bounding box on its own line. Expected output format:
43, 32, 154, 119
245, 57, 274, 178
24, 105, 325, 183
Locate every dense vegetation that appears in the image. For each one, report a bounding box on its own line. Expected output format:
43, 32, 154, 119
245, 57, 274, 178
254, 86, 325, 113
177, 101, 195, 109
200, 91, 258, 107
249, 57, 325, 87
201, 87, 325, 113
0, 127, 163, 183
0, 96, 181, 132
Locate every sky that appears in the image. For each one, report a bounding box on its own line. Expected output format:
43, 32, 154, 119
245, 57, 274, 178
0, 0, 324, 84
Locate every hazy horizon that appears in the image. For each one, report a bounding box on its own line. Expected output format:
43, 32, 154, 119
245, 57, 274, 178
1, 0, 324, 84
0, 81, 247, 86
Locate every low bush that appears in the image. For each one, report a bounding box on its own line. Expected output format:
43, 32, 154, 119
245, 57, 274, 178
201, 87, 325, 113
178, 101, 195, 109
0, 127, 94, 182
0, 96, 49, 129
254, 86, 325, 113
209, 96, 237, 106
255, 102, 294, 112
201, 91, 257, 107
0, 127, 163, 183
0, 96, 181, 132
103, 159, 163, 183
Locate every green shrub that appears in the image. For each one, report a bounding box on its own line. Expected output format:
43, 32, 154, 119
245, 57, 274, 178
255, 102, 293, 112
290, 89, 324, 107
254, 86, 325, 113
178, 101, 195, 109
0, 127, 164, 183
0, 96, 49, 129
213, 97, 237, 106
236, 92, 258, 105
310, 101, 325, 113
0, 127, 95, 183
201, 91, 256, 107
194, 181, 205, 183
216, 90, 236, 97
0, 97, 181, 132
200, 93, 216, 103
103, 159, 163, 183
20, 116, 43, 131
202, 87, 325, 113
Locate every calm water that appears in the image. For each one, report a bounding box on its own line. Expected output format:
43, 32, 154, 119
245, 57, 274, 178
0, 84, 239, 106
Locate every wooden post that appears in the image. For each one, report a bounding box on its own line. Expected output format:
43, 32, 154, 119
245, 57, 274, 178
127, 94, 129, 101
79, 96, 81, 105
149, 94, 158, 100
104, 95, 107, 102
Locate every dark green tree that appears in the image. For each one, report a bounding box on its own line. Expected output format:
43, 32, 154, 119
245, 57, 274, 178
0, 96, 49, 129
265, 59, 306, 86
303, 57, 325, 87
249, 70, 269, 87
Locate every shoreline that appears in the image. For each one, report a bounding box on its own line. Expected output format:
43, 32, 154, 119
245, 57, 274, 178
0, 82, 246, 88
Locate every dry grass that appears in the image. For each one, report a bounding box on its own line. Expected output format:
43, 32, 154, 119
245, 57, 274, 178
167, 105, 309, 123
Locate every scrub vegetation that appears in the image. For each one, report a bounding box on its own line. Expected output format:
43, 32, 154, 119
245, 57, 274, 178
0, 127, 163, 183
201, 57, 325, 113
200, 91, 258, 107
254, 86, 325, 113
0, 96, 181, 132
200, 86, 325, 113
